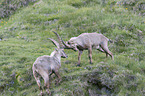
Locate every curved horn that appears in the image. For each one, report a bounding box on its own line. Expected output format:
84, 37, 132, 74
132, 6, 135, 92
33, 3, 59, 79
61, 40, 72, 49
52, 31, 73, 49
48, 38, 60, 48
52, 31, 64, 48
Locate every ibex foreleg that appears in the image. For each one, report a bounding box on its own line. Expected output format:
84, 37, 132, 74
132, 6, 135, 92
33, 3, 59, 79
88, 47, 93, 64
77, 50, 83, 66
54, 70, 61, 85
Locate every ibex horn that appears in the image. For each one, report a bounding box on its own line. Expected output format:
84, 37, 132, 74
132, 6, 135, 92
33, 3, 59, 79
48, 38, 60, 48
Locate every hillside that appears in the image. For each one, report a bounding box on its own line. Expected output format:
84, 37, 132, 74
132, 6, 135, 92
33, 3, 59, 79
0, 0, 145, 96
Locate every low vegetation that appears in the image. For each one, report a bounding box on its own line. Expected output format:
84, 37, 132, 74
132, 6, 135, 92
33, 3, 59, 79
0, 0, 144, 96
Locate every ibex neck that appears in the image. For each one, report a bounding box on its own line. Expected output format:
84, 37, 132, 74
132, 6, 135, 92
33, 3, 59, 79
50, 50, 61, 64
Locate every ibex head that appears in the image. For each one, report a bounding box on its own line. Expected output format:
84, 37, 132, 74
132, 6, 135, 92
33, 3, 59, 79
53, 48, 68, 58
58, 48, 68, 58
48, 32, 68, 58
66, 37, 78, 51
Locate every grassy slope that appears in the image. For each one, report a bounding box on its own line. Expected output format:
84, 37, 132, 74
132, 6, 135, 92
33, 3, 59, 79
0, 0, 145, 96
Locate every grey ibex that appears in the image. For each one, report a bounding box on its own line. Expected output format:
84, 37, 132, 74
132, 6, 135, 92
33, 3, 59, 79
32, 32, 68, 95
60, 32, 114, 66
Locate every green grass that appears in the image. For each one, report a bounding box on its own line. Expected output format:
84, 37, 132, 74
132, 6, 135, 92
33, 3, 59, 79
0, 0, 145, 96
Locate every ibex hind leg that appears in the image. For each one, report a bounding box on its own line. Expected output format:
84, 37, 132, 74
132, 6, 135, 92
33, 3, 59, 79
41, 72, 51, 96
33, 71, 43, 96
96, 45, 109, 57
96, 46, 105, 53
44, 78, 51, 96
100, 43, 114, 60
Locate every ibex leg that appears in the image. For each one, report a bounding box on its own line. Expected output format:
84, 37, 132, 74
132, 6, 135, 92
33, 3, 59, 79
88, 47, 93, 64
40, 72, 50, 96
96, 45, 109, 58
96, 46, 109, 58
33, 71, 43, 95
54, 70, 61, 85
44, 76, 50, 95
100, 42, 114, 60
77, 50, 83, 66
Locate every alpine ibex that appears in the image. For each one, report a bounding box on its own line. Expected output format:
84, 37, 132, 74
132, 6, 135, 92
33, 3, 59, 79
32, 32, 68, 95
60, 32, 114, 66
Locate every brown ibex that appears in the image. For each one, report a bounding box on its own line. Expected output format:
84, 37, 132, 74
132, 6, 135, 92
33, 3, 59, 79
32, 32, 68, 95
59, 32, 114, 66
